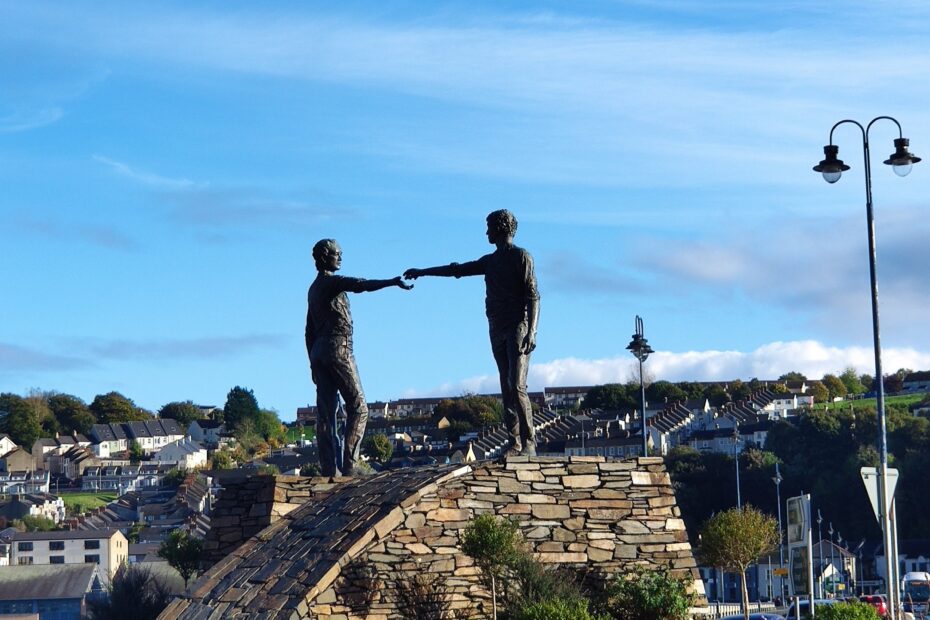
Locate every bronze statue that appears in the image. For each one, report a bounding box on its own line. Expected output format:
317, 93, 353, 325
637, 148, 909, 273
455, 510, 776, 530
306, 239, 412, 476
404, 210, 540, 456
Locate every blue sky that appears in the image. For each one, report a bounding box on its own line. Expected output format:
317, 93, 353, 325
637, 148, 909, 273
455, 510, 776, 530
4, 1, 930, 420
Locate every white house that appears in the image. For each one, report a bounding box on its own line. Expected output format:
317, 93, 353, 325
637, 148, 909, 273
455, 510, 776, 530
153, 439, 207, 470
188, 420, 226, 446
11, 529, 128, 583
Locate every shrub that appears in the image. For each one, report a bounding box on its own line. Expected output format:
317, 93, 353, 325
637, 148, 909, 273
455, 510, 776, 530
394, 573, 469, 620
513, 597, 600, 620
597, 565, 694, 620
87, 564, 172, 620
809, 602, 879, 620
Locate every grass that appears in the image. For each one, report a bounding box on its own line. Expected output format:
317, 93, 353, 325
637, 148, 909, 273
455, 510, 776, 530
822, 393, 925, 412
59, 491, 117, 513
284, 425, 315, 444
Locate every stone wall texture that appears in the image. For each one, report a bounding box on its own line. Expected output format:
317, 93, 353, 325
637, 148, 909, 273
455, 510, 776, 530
161, 456, 700, 620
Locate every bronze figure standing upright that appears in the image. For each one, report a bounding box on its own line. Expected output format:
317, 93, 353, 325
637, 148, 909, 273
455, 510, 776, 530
306, 239, 412, 476
404, 210, 540, 456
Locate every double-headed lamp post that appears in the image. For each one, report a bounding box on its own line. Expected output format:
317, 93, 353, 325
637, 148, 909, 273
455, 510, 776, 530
813, 117, 920, 618
626, 315, 654, 457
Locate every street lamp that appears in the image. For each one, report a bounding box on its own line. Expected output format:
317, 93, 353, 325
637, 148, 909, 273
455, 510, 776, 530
773, 463, 785, 603
626, 315, 654, 457
814, 116, 919, 617
733, 424, 741, 508
817, 509, 824, 598
829, 522, 836, 596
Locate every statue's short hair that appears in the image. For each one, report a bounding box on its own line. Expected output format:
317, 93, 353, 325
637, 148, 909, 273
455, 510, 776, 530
313, 239, 338, 269
487, 209, 517, 237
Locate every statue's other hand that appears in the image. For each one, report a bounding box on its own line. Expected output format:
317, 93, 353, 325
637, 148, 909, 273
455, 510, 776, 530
394, 276, 414, 291
521, 333, 537, 354
403, 268, 421, 280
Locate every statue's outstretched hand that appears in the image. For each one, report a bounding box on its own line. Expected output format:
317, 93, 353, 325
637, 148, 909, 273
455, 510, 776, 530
521, 333, 537, 354
393, 276, 414, 291
403, 268, 422, 280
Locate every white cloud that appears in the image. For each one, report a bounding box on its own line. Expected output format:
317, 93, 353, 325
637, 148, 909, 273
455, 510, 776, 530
93, 155, 201, 190
407, 339, 930, 397
0, 107, 63, 132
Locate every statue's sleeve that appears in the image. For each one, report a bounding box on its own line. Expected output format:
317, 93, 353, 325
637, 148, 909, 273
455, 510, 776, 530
450, 256, 487, 278
523, 251, 540, 302
331, 275, 371, 294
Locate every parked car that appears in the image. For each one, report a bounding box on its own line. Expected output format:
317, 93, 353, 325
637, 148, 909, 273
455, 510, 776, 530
721, 614, 785, 620
859, 594, 888, 618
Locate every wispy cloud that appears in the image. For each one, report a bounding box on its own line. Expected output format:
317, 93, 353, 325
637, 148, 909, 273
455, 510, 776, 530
93, 155, 200, 190
80, 334, 286, 361
0, 107, 63, 132
0, 343, 89, 373
16, 217, 138, 251
410, 339, 930, 397
162, 188, 356, 229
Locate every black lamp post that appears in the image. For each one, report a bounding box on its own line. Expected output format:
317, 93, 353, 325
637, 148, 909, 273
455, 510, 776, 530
626, 315, 654, 457
733, 424, 741, 508
813, 117, 919, 618
773, 463, 785, 603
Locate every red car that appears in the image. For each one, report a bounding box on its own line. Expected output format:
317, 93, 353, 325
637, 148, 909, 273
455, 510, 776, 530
859, 594, 888, 618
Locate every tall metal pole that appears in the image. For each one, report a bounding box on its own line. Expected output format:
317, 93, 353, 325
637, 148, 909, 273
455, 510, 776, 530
639, 354, 647, 456
817, 510, 824, 598
815, 117, 919, 620
774, 463, 785, 603
829, 522, 836, 596
734, 425, 741, 508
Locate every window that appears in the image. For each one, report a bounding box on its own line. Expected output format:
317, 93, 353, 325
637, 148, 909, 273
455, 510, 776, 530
17, 556, 33, 565
49, 541, 65, 551
84, 554, 100, 564
17, 542, 33, 552
50, 556, 65, 564
84, 540, 100, 550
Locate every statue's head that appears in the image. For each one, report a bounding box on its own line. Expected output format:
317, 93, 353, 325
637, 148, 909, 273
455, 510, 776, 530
486, 209, 517, 244
313, 239, 341, 272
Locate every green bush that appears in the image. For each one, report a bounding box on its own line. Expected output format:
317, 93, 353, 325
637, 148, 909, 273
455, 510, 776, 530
513, 597, 600, 620
807, 602, 879, 620
503, 551, 585, 611
597, 565, 694, 620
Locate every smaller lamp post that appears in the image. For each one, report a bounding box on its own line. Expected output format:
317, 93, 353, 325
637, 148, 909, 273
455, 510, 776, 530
817, 510, 824, 597
733, 424, 742, 508
773, 463, 785, 603
829, 522, 836, 596
626, 315, 654, 457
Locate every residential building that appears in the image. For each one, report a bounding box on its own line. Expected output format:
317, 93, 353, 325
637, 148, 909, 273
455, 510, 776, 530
123, 419, 185, 455
80, 464, 173, 492
0, 448, 34, 474
0, 563, 105, 620
544, 386, 592, 410
0, 471, 48, 495
187, 420, 226, 447
10, 529, 128, 582
0, 436, 17, 457
0, 494, 66, 524
153, 439, 207, 470
89, 423, 128, 458
46, 446, 100, 480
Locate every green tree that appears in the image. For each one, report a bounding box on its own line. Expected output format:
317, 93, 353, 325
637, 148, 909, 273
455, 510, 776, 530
48, 393, 96, 434
129, 440, 144, 463
778, 372, 808, 381
158, 400, 203, 429
462, 514, 521, 620
807, 381, 830, 404
157, 529, 204, 588
435, 395, 503, 429
646, 381, 688, 405
582, 384, 636, 411
728, 380, 752, 402
0, 393, 43, 447
883, 372, 905, 394
859, 374, 874, 392
255, 409, 285, 444
87, 564, 172, 620
514, 597, 598, 620
211, 449, 236, 469
702, 384, 730, 407
839, 367, 867, 396
822, 374, 848, 401
90, 391, 148, 423
25, 391, 58, 436
362, 433, 394, 464
699, 506, 779, 620
17, 515, 57, 532
223, 386, 259, 431
598, 565, 694, 620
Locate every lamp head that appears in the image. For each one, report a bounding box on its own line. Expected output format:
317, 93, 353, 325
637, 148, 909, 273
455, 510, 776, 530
813, 144, 850, 184
626, 334, 654, 362
884, 137, 921, 177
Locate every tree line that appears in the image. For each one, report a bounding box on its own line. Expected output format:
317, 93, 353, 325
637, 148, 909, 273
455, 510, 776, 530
0, 385, 286, 452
